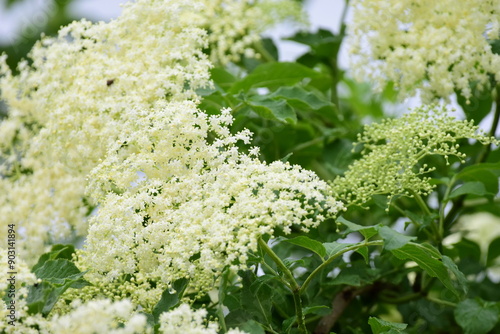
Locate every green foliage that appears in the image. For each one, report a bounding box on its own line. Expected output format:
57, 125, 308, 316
2, 1, 500, 333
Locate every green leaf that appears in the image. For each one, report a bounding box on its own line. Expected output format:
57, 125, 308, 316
390, 243, 458, 296
368, 317, 407, 334
448, 181, 492, 199
244, 96, 297, 124
283, 236, 326, 259
454, 298, 499, 334
211, 67, 236, 91
323, 241, 354, 259
378, 226, 416, 251
229, 62, 323, 93
487, 236, 500, 266
286, 29, 341, 57
337, 216, 379, 239
456, 82, 493, 124
26, 259, 88, 316
266, 86, 335, 111
152, 278, 189, 323
442, 255, 468, 296
33, 259, 84, 284
239, 320, 266, 334
32, 244, 76, 272
455, 162, 500, 194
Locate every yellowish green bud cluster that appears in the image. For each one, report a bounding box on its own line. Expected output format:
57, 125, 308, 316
331, 105, 499, 207
347, 0, 500, 100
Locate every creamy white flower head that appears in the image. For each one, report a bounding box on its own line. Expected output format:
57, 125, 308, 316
48, 299, 150, 334
192, 0, 306, 64
347, 0, 500, 100
0, 0, 211, 264
78, 101, 343, 296
159, 303, 247, 334
0, 248, 46, 334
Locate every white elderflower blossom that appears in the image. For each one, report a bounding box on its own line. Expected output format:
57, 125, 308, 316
192, 0, 306, 64
0, 248, 46, 334
331, 105, 499, 207
47, 299, 150, 334
0, 0, 211, 264
159, 303, 247, 334
347, 0, 500, 100
77, 102, 343, 297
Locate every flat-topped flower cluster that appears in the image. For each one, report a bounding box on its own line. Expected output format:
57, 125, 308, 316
348, 0, 500, 100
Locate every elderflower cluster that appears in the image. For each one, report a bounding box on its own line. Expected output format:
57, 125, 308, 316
331, 105, 499, 207
192, 0, 306, 64
0, 248, 43, 334
347, 0, 500, 101
158, 303, 247, 334
0, 0, 211, 264
77, 101, 343, 297
46, 299, 149, 334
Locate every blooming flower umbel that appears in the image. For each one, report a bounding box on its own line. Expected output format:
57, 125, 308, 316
77, 102, 343, 299
347, 0, 500, 100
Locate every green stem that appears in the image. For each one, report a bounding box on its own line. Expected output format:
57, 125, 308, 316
438, 175, 456, 244
300, 240, 383, 294
411, 191, 432, 217
258, 238, 307, 334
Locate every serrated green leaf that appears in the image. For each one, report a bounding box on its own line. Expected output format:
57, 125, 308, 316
448, 181, 491, 199
455, 162, 500, 194
454, 298, 499, 334
379, 226, 416, 251
442, 255, 468, 296
26, 258, 88, 316
266, 86, 334, 111
152, 278, 189, 323
337, 216, 379, 239
229, 62, 323, 93
283, 236, 326, 259
239, 320, 266, 334
245, 96, 297, 124
368, 317, 407, 334
323, 241, 354, 259
390, 243, 458, 297
33, 259, 83, 284
32, 244, 75, 272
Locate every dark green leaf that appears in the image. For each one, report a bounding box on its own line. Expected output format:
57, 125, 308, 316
323, 241, 354, 259
455, 162, 500, 194
337, 216, 379, 239
454, 298, 499, 334
266, 86, 335, 111
152, 278, 189, 323
245, 96, 297, 124
368, 317, 407, 334
229, 62, 323, 93
442, 255, 468, 296
390, 243, 458, 296
456, 82, 493, 124
379, 226, 416, 251
239, 320, 266, 334
32, 244, 76, 272
448, 181, 491, 199
283, 236, 326, 259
